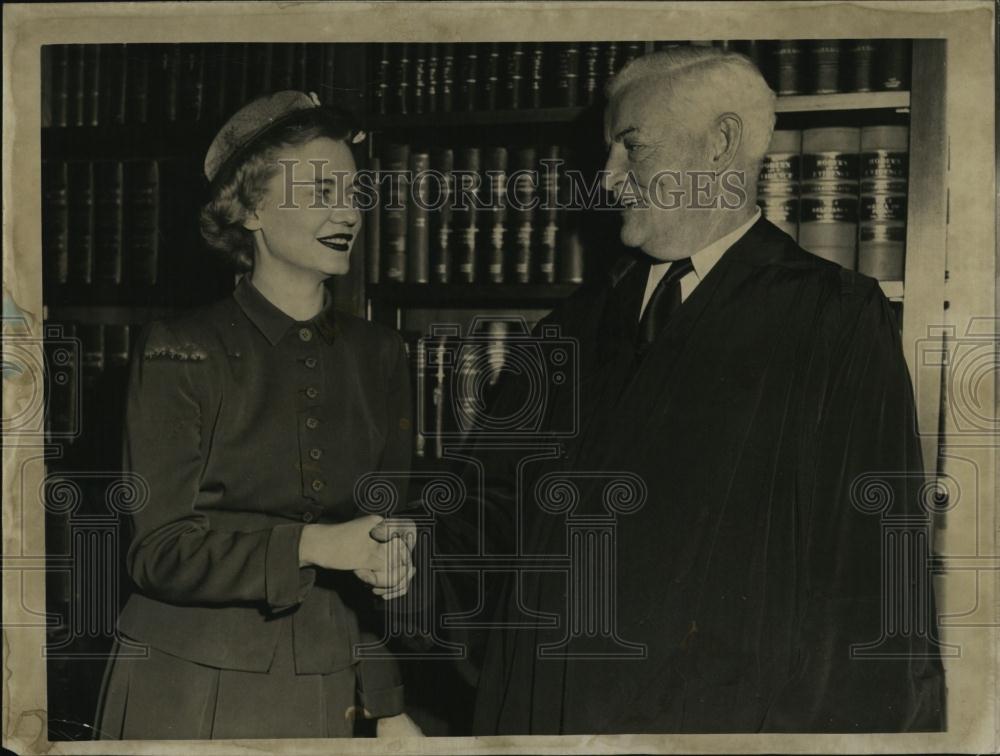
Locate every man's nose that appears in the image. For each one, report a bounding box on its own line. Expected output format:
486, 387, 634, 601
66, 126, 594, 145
602, 148, 626, 193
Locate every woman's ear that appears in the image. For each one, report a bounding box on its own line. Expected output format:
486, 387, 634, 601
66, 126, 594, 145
242, 203, 263, 232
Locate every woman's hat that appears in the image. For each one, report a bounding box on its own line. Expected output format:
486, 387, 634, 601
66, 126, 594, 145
204, 91, 366, 185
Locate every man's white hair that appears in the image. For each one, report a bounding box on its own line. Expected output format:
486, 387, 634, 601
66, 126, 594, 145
606, 46, 777, 170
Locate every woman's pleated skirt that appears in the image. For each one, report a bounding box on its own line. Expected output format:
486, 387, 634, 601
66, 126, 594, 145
95, 621, 357, 740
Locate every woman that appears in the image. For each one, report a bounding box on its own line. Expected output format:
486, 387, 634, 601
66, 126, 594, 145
95, 91, 421, 739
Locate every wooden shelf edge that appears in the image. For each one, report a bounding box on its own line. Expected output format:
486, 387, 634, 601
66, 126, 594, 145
366, 282, 580, 307
776, 91, 909, 113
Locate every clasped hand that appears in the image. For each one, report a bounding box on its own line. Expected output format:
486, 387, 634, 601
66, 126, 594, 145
299, 515, 417, 600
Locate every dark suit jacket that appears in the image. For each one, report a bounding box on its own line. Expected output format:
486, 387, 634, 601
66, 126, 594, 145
116, 278, 410, 716
472, 217, 946, 733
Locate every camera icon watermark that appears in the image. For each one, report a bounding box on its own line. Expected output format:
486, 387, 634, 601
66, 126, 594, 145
418, 315, 579, 442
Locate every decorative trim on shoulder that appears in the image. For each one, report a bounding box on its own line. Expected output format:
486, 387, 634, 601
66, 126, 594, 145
144, 342, 208, 362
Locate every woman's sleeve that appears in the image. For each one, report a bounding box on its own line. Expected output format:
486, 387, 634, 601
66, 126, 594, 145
124, 321, 315, 611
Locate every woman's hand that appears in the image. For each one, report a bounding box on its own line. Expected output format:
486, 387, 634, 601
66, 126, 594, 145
376, 712, 424, 738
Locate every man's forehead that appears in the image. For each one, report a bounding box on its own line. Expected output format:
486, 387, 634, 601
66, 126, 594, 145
606, 78, 672, 139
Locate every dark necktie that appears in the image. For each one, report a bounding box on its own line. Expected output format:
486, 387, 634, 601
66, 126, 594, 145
636, 256, 693, 359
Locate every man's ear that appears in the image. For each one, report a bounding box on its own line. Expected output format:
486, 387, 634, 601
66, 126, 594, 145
711, 113, 743, 170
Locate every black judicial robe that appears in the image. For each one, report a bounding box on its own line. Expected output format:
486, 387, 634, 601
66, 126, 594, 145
470, 218, 945, 734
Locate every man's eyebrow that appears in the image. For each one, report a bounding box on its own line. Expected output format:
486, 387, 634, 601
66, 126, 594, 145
612, 126, 639, 142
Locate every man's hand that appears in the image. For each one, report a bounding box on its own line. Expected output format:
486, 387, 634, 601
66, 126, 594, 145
365, 518, 418, 600
376, 712, 424, 738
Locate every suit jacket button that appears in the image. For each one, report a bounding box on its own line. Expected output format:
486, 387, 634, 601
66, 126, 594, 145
305, 387, 319, 399
309, 448, 323, 460
302, 511, 314, 523
311, 479, 325, 492
304, 357, 318, 369
305, 417, 319, 429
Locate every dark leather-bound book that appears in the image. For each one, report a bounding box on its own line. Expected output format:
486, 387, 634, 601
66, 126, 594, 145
482, 43, 502, 111
581, 42, 601, 105
224, 43, 250, 113
156, 44, 181, 122
101, 44, 128, 126
875, 39, 910, 91
458, 43, 479, 111
485, 147, 508, 283
271, 43, 296, 91
426, 43, 440, 112
42, 161, 70, 286
771, 40, 803, 96
126, 44, 151, 124
411, 43, 428, 114
83, 45, 101, 126
321, 44, 336, 102
124, 161, 160, 286
179, 44, 206, 121
526, 42, 545, 108
204, 44, 229, 122
67, 162, 95, 285
538, 145, 560, 283
556, 43, 580, 107
849, 39, 877, 92
603, 42, 620, 83
510, 147, 537, 283
381, 143, 410, 282
372, 43, 391, 115
456, 147, 481, 283
809, 39, 841, 94
439, 43, 456, 111
504, 42, 525, 109
622, 41, 643, 68
407, 150, 432, 283
68, 44, 86, 126
51, 45, 70, 127
431, 147, 455, 283
393, 43, 411, 114
94, 161, 125, 285
248, 43, 274, 97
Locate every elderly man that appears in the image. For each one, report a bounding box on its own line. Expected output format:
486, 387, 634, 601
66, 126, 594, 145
470, 47, 945, 734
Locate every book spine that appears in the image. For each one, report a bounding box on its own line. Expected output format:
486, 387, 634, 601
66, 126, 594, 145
733, 40, 763, 69
582, 42, 601, 105
456, 147, 481, 283
104, 324, 132, 371
69, 45, 86, 126
249, 43, 274, 97
407, 151, 432, 283
180, 44, 206, 121
526, 43, 544, 108
426, 44, 440, 112
79, 323, 106, 395
809, 39, 841, 95
849, 40, 876, 93
158, 44, 181, 122
204, 44, 229, 122
603, 42, 621, 85
459, 43, 479, 111
439, 43, 455, 112
511, 147, 537, 284
297, 43, 314, 92
772, 40, 802, 96
42, 161, 70, 285
124, 161, 160, 286
757, 130, 802, 241
875, 39, 910, 91
431, 148, 455, 283
321, 44, 336, 102
622, 42, 643, 68
393, 43, 411, 115
84, 45, 101, 126
382, 144, 410, 282
365, 156, 381, 284
504, 43, 525, 109
858, 125, 909, 280
226, 44, 250, 114
556, 43, 581, 107
94, 161, 125, 285
799, 127, 861, 270
413, 336, 427, 459
558, 222, 584, 284
272, 43, 296, 91
67, 162, 95, 285
52, 45, 70, 127
126, 44, 151, 124
99, 44, 128, 126
411, 43, 427, 115
538, 145, 560, 283
485, 147, 508, 283
483, 43, 501, 111
372, 43, 391, 116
